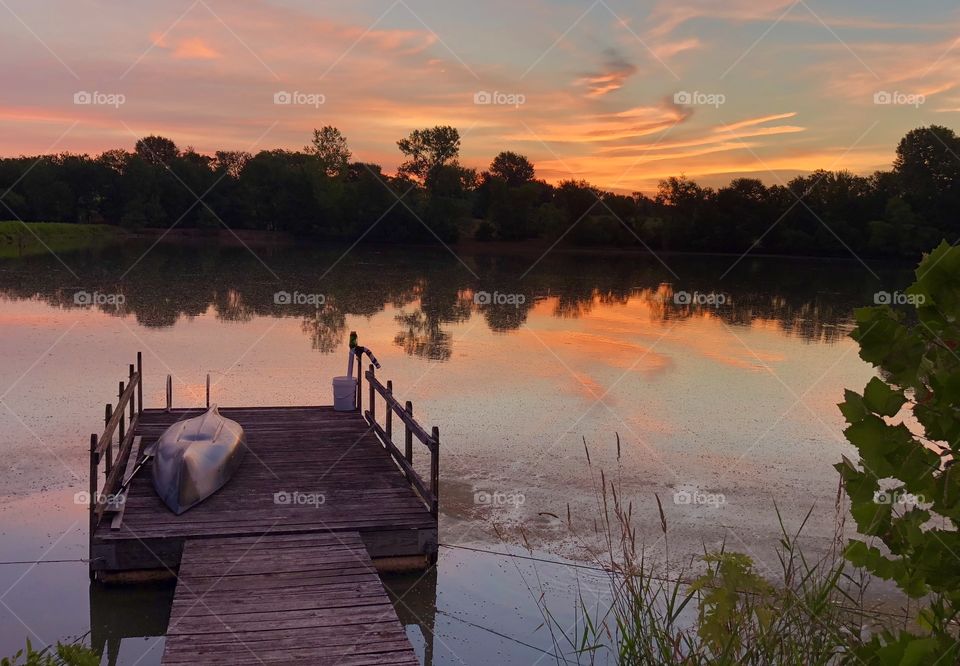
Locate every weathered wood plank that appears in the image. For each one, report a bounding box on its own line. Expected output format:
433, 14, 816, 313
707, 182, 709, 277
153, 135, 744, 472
160, 532, 419, 666
109, 436, 142, 529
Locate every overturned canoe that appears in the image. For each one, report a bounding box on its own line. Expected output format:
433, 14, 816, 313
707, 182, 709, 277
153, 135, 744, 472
152, 405, 246, 515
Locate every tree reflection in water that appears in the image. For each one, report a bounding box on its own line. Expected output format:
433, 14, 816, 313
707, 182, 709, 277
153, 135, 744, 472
0, 241, 914, 358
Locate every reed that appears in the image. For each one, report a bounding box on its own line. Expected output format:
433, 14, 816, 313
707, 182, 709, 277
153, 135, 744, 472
527, 440, 890, 665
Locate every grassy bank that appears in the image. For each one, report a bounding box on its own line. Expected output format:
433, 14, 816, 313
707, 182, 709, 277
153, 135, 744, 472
0, 222, 124, 259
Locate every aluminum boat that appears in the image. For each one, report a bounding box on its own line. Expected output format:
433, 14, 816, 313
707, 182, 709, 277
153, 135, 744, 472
152, 405, 246, 514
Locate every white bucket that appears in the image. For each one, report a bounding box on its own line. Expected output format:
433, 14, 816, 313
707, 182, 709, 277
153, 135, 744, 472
332, 376, 357, 411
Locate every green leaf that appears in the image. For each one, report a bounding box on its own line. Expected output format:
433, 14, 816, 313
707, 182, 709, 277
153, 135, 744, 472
839, 389, 868, 423
863, 376, 907, 416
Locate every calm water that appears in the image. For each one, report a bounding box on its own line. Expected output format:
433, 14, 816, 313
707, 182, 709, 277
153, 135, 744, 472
0, 241, 911, 664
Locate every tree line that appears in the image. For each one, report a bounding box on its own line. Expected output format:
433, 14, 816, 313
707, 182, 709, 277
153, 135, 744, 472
1, 124, 957, 258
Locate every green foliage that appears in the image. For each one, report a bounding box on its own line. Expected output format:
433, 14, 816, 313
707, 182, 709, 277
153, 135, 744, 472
2, 638, 100, 666
838, 240, 960, 659
474, 219, 495, 241
690, 552, 775, 655
0, 221, 123, 258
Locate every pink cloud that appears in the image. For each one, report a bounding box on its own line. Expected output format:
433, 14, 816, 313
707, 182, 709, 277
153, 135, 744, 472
171, 38, 222, 60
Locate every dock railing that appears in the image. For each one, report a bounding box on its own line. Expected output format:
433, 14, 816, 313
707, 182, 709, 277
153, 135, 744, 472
87, 353, 143, 569
363, 364, 439, 517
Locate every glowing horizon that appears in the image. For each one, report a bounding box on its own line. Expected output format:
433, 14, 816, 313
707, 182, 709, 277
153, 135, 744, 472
1, 0, 959, 194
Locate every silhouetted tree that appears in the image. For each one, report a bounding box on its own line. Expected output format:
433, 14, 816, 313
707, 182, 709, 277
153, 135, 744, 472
894, 125, 960, 235
306, 126, 351, 177
489, 151, 535, 186
397, 126, 461, 183
134, 136, 178, 166
213, 151, 251, 178
0, 126, 955, 259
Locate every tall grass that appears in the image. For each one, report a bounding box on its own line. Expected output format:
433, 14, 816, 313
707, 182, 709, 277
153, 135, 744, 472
527, 442, 889, 665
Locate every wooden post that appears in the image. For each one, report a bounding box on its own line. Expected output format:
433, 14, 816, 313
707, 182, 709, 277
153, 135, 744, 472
385, 381, 393, 441
355, 354, 362, 412
88, 433, 97, 580
430, 426, 440, 518
165, 375, 172, 412
128, 364, 135, 421
136, 352, 143, 415
118, 381, 126, 449
104, 403, 113, 475
206, 373, 210, 408
404, 401, 413, 464
368, 365, 376, 424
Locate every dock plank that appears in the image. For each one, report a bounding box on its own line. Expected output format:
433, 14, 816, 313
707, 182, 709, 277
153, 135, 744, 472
161, 532, 419, 666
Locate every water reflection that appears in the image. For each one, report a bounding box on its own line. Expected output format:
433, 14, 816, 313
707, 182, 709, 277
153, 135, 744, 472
89, 582, 173, 666
0, 242, 906, 357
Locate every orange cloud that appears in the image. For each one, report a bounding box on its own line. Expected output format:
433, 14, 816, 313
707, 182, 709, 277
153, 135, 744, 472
719, 112, 798, 132
650, 37, 703, 60
575, 50, 638, 97
172, 37, 221, 60
504, 104, 689, 144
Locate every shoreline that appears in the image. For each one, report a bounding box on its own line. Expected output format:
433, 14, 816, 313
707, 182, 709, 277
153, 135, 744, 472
121, 224, 916, 264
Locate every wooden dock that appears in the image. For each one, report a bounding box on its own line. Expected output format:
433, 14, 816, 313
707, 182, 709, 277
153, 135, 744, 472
86, 353, 439, 664
163, 532, 419, 665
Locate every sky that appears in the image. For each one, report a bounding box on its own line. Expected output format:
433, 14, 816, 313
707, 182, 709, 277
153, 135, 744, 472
1, 0, 959, 193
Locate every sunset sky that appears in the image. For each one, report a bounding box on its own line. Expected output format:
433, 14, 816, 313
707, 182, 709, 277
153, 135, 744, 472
2, 0, 959, 193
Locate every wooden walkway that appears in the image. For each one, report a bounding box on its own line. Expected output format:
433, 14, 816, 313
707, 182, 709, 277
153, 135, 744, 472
162, 532, 419, 665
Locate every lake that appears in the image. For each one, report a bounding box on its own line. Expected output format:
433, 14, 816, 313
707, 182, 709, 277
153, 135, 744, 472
0, 240, 910, 663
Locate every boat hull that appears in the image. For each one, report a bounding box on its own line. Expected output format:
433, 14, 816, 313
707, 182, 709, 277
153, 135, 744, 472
152, 406, 246, 515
